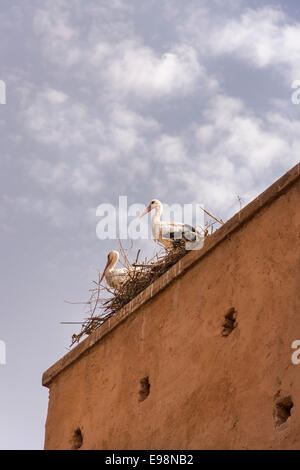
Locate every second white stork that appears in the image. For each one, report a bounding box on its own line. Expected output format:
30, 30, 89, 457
140, 199, 203, 250
100, 250, 141, 290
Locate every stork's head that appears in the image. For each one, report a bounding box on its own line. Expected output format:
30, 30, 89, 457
100, 250, 119, 283
139, 199, 162, 218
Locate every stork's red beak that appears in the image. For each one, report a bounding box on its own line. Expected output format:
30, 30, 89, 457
139, 204, 152, 219
100, 257, 111, 283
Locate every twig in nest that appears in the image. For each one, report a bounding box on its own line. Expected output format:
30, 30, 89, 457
135, 249, 141, 264
199, 205, 224, 225
64, 300, 92, 305
237, 195, 244, 211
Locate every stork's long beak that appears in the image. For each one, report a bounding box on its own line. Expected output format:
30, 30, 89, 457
139, 205, 152, 219
100, 258, 111, 284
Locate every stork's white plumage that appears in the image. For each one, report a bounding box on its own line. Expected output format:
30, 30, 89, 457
100, 250, 141, 290
140, 199, 203, 250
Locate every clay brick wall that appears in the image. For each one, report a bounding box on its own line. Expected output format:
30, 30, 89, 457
43, 164, 300, 450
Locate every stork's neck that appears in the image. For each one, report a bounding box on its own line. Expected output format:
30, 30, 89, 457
152, 204, 162, 224
107, 257, 118, 272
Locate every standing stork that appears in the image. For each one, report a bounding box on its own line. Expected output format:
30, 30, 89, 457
140, 199, 203, 250
100, 250, 143, 290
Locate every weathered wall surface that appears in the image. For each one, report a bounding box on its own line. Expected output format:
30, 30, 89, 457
43, 165, 300, 450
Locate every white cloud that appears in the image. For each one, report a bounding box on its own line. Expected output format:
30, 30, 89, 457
110, 104, 159, 133
33, 7, 81, 66
185, 5, 300, 81
200, 95, 289, 169
25, 89, 104, 148
108, 104, 160, 153
155, 135, 186, 163
20, 84, 162, 199
34, 8, 74, 40
104, 43, 203, 99
2, 194, 68, 227
32, 1, 204, 101
42, 89, 69, 104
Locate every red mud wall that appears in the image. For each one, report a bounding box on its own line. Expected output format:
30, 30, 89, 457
43, 173, 300, 450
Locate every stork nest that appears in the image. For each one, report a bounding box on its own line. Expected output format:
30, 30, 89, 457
65, 207, 226, 348
68, 241, 188, 347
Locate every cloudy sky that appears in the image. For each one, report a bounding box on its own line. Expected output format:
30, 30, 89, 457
1, 0, 300, 449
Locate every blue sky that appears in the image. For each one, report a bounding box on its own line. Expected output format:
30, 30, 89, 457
1, 0, 300, 449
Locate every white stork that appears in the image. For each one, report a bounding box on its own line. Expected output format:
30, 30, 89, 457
140, 199, 203, 250
99, 250, 140, 290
